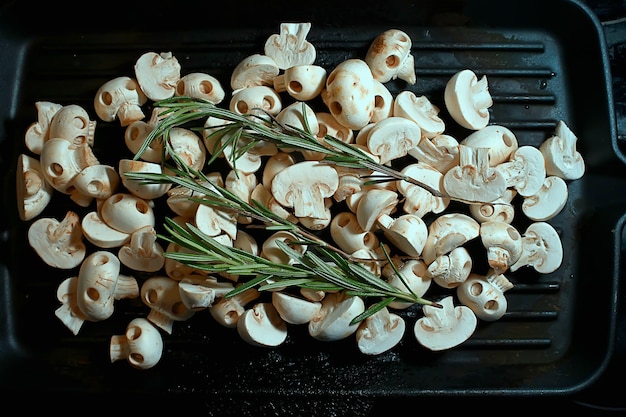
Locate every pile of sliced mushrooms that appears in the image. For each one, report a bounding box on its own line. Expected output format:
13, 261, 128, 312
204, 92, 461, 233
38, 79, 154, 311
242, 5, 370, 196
16, 23, 585, 369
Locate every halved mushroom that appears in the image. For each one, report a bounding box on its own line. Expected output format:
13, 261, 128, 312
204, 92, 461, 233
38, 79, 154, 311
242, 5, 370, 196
443, 145, 507, 203
461, 125, 519, 166
17, 153, 54, 221
382, 258, 431, 309
118, 225, 165, 273
495, 145, 546, 197
24, 101, 62, 155
510, 222, 563, 274
40, 138, 99, 195
28, 211, 86, 269
413, 295, 477, 351
230, 85, 283, 119
175, 72, 225, 104
141, 275, 195, 334
100, 193, 155, 235
94, 76, 147, 127
421, 213, 480, 265
124, 107, 166, 163
81, 211, 130, 249
237, 302, 288, 347
72, 164, 120, 201
308, 291, 365, 342
376, 213, 428, 257
209, 286, 260, 328
394, 91, 445, 138
110, 317, 163, 370
168, 127, 206, 172
330, 211, 380, 254
428, 246, 473, 289
469, 188, 517, 224
356, 306, 406, 355
230, 54, 280, 91
364, 117, 422, 164
119, 159, 171, 200
134, 51, 181, 101
521, 176, 568, 221
273, 64, 327, 102
407, 134, 459, 174
396, 162, 449, 218
49, 104, 97, 148
479, 221, 523, 275
178, 275, 234, 311
444, 68, 493, 130
264, 22, 316, 70
355, 187, 399, 232
271, 160, 339, 220
540, 120, 585, 180
365, 28, 416, 85
272, 291, 322, 325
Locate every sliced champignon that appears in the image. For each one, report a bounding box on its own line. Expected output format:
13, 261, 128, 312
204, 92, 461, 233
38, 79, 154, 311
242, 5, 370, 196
382, 259, 431, 309
17, 153, 54, 221
427, 246, 473, 289
443, 145, 507, 203
134, 51, 181, 101
264, 22, 316, 70
479, 221, 523, 275
330, 211, 380, 254
270, 160, 339, 220
77, 250, 139, 322
237, 302, 288, 348
118, 159, 171, 200
81, 211, 130, 249
521, 176, 568, 221
209, 286, 260, 328
356, 306, 406, 355
72, 164, 120, 201
118, 225, 165, 273
178, 275, 234, 311
396, 162, 449, 218
48, 104, 97, 147
272, 291, 322, 325
168, 127, 207, 172
509, 222, 563, 274
308, 291, 365, 342
28, 211, 86, 269
54, 276, 85, 335
230, 85, 283, 119
100, 193, 155, 235
355, 187, 399, 232
195, 203, 238, 241
540, 120, 585, 180
376, 213, 428, 258
469, 188, 517, 224
394, 90, 445, 138
370, 80, 395, 123
124, 107, 166, 163
230, 53, 280, 91
444, 68, 493, 130
364, 116, 422, 164
93, 76, 147, 127
261, 230, 307, 266
175, 72, 225, 104
141, 275, 195, 334
407, 134, 460, 174
457, 271, 514, 322
495, 145, 546, 197
421, 212, 480, 265
364, 28, 416, 85
461, 124, 519, 166
110, 317, 164, 370
413, 295, 477, 351
40, 138, 99, 195
24, 101, 62, 155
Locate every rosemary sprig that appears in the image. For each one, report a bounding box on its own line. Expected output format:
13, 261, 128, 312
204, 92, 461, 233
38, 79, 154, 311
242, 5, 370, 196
134, 96, 452, 198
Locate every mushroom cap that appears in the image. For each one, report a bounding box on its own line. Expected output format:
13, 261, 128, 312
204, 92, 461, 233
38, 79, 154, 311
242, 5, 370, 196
522, 176, 568, 221
444, 68, 493, 130
272, 291, 321, 325
413, 295, 477, 351
394, 90, 445, 138
175, 72, 225, 104
81, 211, 130, 248
422, 213, 480, 265
365, 28, 414, 84
77, 250, 123, 321
274, 64, 327, 102
365, 116, 421, 164
110, 317, 164, 370
308, 292, 365, 341
100, 193, 155, 234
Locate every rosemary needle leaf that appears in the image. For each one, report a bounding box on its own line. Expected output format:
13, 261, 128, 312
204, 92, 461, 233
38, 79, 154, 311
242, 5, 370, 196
349, 297, 396, 326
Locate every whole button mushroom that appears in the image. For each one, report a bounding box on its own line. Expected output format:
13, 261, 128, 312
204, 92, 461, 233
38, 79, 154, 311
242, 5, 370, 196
365, 28, 416, 85
110, 317, 164, 370
321, 58, 376, 130
444, 68, 493, 130
94, 76, 147, 126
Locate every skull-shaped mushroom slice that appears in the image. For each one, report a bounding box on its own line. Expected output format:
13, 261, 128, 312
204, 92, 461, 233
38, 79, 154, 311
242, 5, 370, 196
264, 22, 316, 70
110, 317, 164, 370
24, 101, 62, 155
356, 306, 405, 356
230, 85, 283, 118
510, 222, 563, 274
48, 104, 97, 147
365, 28, 416, 85
40, 138, 99, 195
28, 211, 86, 269
457, 271, 514, 322
321, 58, 376, 130
134, 51, 181, 101
444, 68, 493, 130
230, 54, 280, 91
521, 176, 568, 221
72, 164, 120, 201
237, 302, 288, 347
271, 160, 339, 220
175, 72, 225, 104
540, 120, 585, 180
77, 250, 139, 322
17, 153, 53, 221
94, 76, 147, 126
428, 246, 473, 289
413, 295, 477, 351
308, 291, 365, 342
141, 275, 195, 334
330, 211, 379, 254
479, 221, 523, 275
273, 64, 327, 102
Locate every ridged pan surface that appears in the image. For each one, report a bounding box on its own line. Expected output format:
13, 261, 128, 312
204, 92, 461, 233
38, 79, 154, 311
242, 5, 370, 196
0, 0, 622, 401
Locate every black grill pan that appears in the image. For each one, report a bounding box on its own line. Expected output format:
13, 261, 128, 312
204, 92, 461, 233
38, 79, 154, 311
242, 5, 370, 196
0, 0, 624, 411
